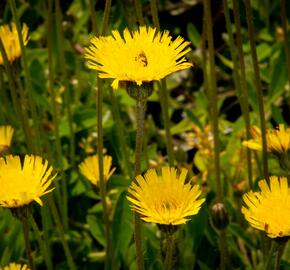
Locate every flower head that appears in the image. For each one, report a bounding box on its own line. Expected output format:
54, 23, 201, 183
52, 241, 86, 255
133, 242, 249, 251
0, 23, 29, 65
242, 124, 290, 154
79, 155, 115, 186
0, 125, 14, 149
0, 263, 29, 270
0, 155, 56, 208
84, 26, 192, 89
241, 176, 290, 238
127, 167, 205, 225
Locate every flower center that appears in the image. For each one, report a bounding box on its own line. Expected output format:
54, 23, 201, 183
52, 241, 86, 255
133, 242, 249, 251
135, 51, 148, 67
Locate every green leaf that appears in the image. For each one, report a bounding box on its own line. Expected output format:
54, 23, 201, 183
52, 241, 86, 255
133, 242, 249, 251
187, 23, 201, 48
112, 191, 134, 259
86, 214, 105, 246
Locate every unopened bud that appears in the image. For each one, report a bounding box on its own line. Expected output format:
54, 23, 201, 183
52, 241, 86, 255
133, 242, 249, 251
211, 203, 229, 230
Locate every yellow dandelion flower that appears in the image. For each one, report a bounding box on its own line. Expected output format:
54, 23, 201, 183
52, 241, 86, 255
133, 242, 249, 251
0, 125, 14, 148
0, 263, 29, 270
127, 167, 205, 225
242, 124, 290, 154
241, 176, 290, 238
0, 23, 29, 65
0, 155, 56, 208
79, 155, 115, 186
84, 26, 192, 89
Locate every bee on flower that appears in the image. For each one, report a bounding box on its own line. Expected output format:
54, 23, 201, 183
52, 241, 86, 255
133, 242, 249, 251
84, 26, 192, 90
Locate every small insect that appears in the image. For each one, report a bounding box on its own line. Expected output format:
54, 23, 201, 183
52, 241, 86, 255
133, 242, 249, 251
264, 223, 269, 232
135, 51, 148, 67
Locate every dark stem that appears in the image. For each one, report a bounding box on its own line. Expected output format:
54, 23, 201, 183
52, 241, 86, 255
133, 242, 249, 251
22, 214, 35, 270
133, 87, 147, 270
164, 233, 174, 270
275, 241, 287, 270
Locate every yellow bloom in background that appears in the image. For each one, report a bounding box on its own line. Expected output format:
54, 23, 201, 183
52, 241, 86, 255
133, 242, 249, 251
0, 125, 14, 148
0, 155, 56, 208
0, 23, 29, 65
127, 167, 205, 225
242, 124, 290, 154
79, 155, 115, 186
242, 176, 290, 238
0, 263, 29, 270
84, 26, 192, 89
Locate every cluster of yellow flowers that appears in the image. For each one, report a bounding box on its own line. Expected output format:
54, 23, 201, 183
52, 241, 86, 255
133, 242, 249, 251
242, 124, 290, 238
1, 20, 290, 270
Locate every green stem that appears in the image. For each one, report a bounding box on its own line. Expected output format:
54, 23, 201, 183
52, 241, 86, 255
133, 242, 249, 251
22, 214, 35, 270
224, 0, 253, 188
95, 1, 114, 269
96, 78, 113, 270
275, 241, 287, 270
164, 234, 174, 270
55, 0, 72, 230
264, 241, 275, 270
134, 0, 145, 25
280, 0, 290, 115
102, 0, 112, 35
0, 41, 34, 152
244, 0, 269, 182
150, 0, 160, 31
150, 0, 174, 166
131, 86, 149, 270
89, 0, 98, 34
159, 80, 174, 166
48, 196, 76, 270
9, 0, 42, 154
29, 214, 53, 270
203, 1, 228, 269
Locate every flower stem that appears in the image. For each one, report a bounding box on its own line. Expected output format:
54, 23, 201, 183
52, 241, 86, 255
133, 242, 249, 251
0, 41, 34, 152
21, 212, 35, 270
150, 0, 174, 166
223, 0, 253, 189
150, 0, 160, 31
48, 196, 76, 270
94, 1, 114, 269
164, 233, 174, 270
96, 78, 113, 270
134, 0, 145, 25
131, 86, 149, 270
9, 0, 42, 154
29, 214, 53, 270
264, 241, 275, 270
203, 0, 228, 269
244, 0, 269, 182
280, 0, 290, 115
275, 241, 288, 270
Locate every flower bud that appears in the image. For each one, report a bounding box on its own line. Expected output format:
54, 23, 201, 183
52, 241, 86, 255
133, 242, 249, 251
211, 203, 229, 230
125, 81, 153, 100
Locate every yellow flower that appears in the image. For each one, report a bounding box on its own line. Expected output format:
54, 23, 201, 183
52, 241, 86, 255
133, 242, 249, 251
79, 155, 115, 186
241, 176, 290, 238
84, 26, 192, 89
127, 167, 205, 225
0, 125, 14, 148
0, 263, 29, 270
0, 155, 56, 208
242, 124, 290, 154
0, 23, 29, 65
